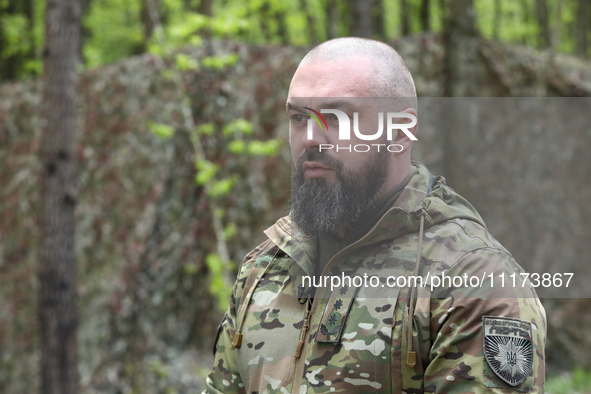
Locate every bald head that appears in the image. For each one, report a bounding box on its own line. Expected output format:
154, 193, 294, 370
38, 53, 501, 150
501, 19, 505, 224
299, 37, 416, 106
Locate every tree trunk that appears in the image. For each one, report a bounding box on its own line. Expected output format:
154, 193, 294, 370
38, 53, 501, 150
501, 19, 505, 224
325, 0, 339, 39
535, 0, 551, 48
24, 0, 35, 60
400, 0, 411, 36
275, 8, 288, 44
141, 0, 162, 47
420, 0, 431, 32
79, 0, 91, 64
38, 0, 81, 393
442, 0, 480, 97
441, 0, 480, 186
300, 0, 316, 43
575, 0, 588, 58
349, 0, 372, 38
552, 0, 564, 51
0, 0, 18, 81
372, 0, 386, 40
492, 0, 501, 39
197, 0, 212, 16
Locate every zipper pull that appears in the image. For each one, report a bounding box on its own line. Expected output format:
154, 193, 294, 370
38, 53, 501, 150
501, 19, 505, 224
294, 302, 312, 359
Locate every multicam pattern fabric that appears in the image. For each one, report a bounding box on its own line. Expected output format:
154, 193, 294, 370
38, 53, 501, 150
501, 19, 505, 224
204, 162, 546, 394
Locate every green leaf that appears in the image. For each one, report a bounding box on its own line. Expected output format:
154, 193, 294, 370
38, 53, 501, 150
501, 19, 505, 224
206, 253, 223, 274
205, 253, 232, 312
175, 53, 200, 71
228, 139, 246, 154
202, 54, 240, 70
247, 139, 281, 156
224, 223, 237, 240
148, 122, 175, 139
195, 160, 218, 185
214, 207, 224, 219
223, 119, 253, 136
168, 12, 208, 41
209, 177, 236, 197
184, 262, 198, 275
1, 14, 30, 58
210, 15, 250, 36
83, 0, 144, 67
195, 123, 215, 136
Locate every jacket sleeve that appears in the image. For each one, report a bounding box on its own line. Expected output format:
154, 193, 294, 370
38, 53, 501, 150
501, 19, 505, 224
416, 247, 546, 393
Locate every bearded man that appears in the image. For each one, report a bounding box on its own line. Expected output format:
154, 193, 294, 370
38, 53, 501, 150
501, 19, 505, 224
203, 37, 546, 393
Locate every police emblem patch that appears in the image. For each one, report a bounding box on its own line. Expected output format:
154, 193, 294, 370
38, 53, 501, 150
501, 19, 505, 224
482, 316, 533, 386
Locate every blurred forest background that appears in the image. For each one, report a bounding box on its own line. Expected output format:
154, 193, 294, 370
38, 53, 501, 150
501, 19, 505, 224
1, 0, 591, 393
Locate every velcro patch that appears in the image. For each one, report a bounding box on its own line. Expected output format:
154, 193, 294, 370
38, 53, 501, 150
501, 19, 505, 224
315, 284, 359, 343
482, 316, 533, 386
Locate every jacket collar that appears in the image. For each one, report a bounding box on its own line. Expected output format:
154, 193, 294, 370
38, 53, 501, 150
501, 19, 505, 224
263, 161, 486, 275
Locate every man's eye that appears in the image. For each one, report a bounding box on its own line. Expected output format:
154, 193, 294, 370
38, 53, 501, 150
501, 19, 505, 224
291, 114, 308, 124
325, 113, 339, 123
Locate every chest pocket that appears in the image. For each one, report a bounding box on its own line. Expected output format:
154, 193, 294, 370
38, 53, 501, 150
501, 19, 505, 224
235, 256, 304, 393
304, 268, 403, 393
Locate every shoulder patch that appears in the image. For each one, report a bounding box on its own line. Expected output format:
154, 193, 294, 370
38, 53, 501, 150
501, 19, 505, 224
482, 316, 533, 387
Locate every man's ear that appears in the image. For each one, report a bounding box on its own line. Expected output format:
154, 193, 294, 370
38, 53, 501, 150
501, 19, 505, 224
391, 107, 418, 154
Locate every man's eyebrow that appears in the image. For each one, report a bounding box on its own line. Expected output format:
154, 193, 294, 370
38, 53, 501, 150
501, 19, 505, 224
286, 100, 356, 112
286, 102, 307, 113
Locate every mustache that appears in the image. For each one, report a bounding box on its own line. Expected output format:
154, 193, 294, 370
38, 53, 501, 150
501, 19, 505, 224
295, 150, 344, 175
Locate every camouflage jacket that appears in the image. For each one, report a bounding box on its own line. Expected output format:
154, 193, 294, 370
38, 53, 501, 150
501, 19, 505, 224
204, 162, 546, 393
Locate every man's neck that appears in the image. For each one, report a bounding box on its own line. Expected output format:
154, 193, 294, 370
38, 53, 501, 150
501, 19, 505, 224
315, 166, 417, 277
334, 164, 416, 239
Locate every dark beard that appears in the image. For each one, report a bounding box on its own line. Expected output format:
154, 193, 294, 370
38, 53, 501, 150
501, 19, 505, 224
291, 150, 388, 237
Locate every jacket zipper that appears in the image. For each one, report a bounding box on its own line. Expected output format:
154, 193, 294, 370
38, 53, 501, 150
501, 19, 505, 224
292, 297, 319, 393
290, 226, 382, 393
294, 298, 312, 358
289, 204, 427, 394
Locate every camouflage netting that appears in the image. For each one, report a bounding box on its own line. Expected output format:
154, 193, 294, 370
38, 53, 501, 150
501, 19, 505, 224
0, 35, 590, 393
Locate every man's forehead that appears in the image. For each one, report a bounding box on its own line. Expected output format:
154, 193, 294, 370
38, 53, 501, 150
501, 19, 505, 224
288, 58, 375, 98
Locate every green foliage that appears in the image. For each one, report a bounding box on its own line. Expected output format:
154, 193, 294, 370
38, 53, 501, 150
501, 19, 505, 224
205, 253, 231, 312
222, 118, 253, 136
546, 367, 591, 394
175, 53, 200, 71
149, 358, 169, 379
195, 122, 215, 136
146, 11, 206, 56
209, 176, 237, 198
1, 14, 29, 58
195, 159, 218, 186
0, 0, 44, 79
183, 262, 198, 275
224, 223, 237, 240
190, 116, 280, 309
247, 138, 282, 156
202, 54, 240, 70
148, 122, 175, 139
2, 0, 591, 83
228, 139, 246, 154
83, 0, 144, 68
209, 15, 250, 37
476, 0, 538, 47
